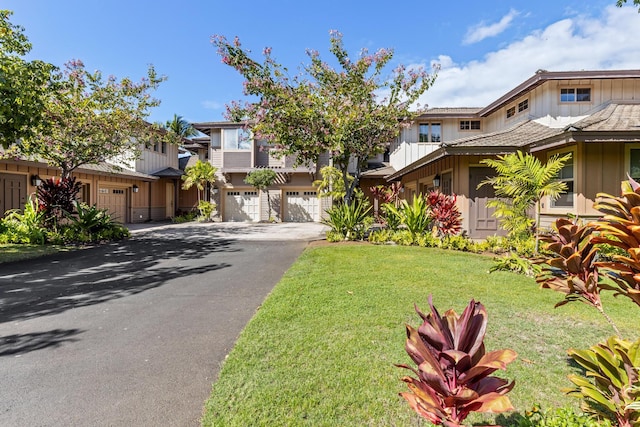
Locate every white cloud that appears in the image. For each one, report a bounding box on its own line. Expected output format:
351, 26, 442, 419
420, 6, 640, 109
202, 100, 224, 110
463, 9, 519, 45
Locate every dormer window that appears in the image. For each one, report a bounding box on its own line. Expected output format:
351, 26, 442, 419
560, 88, 591, 102
518, 99, 529, 112
460, 120, 481, 131
506, 106, 516, 118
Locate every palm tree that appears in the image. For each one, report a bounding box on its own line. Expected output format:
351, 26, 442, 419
165, 114, 197, 138
181, 160, 217, 203
478, 150, 571, 253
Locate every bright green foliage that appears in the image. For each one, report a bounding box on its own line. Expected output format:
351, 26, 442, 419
617, 0, 640, 11
380, 202, 402, 231
197, 200, 215, 221
17, 60, 171, 179
181, 159, 218, 204
65, 201, 129, 242
322, 198, 372, 240
508, 404, 612, 427
479, 151, 570, 253
0, 198, 46, 244
313, 166, 352, 201
213, 31, 437, 205
171, 211, 197, 223
490, 253, 541, 277
566, 336, 640, 426
0, 10, 56, 148
397, 295, 517, 426
391, 193, 432, 236
244, 168, 277, 220
165, 114, 197, 138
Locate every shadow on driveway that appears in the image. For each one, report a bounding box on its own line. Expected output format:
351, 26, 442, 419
0, 227, 240, 323
0, 328, 84, 357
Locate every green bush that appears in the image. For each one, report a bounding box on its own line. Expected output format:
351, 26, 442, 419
322, 199, 372, 241
63, 202, 129, 243
490, 252, 541, 277
505, 405, 612, 427
172, 211, 197, 223
197, 200, 215, 221
0, 198, 47, 244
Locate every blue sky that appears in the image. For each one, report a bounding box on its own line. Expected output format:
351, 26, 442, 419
5, 1, 640, 125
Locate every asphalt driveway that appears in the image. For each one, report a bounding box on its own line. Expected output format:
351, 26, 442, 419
0, 222, 327, 426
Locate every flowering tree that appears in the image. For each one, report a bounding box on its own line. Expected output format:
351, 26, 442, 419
0, 10, 56, 148
212, 31, 437, 205
18, 60, 174, 179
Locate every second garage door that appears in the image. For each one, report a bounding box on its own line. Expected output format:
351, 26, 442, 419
284, 190, 319, 222
97, 187, 127, 222
225, 190, 260, 221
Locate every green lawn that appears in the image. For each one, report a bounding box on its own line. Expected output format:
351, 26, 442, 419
202, 244, 639, 426
0, 243, 66, 263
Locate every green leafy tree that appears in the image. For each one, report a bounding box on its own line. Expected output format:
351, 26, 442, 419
478, 150, 570, 253
181, 159, 218, 204
165, 113, 197, 138
617, 0, 640, 11
244, 169, 277, 221
212, 31, 437, 205
0, 10, 56, 148
17, 59, 173, 179
313, 165, 353, 201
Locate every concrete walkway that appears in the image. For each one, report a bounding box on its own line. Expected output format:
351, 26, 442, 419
0, 222, 327, 426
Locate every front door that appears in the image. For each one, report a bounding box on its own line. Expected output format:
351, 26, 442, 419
0, 173, 27, 216
468, 167, 504, 239
166, 182, 175, 218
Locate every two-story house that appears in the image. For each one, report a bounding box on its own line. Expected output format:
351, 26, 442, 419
386, 69, 640, 239
192, 121, 331, 222
0, 136, 181, 223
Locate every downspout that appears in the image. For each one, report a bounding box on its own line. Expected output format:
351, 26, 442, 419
147, 181, 152, 221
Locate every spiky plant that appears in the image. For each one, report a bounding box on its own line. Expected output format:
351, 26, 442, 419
397, 295, 517, 426
426, 190, 462, 236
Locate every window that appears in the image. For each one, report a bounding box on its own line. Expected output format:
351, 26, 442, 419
552, 152, 574, 208
460, 120, 481, 130
161, 141, 167, 154
518, 99, 529, 112
418, 123, 441, 142
627, 145, 640, 180
560, 88, 591, 102
223, 128, 252, 150
506, 106, 516, 118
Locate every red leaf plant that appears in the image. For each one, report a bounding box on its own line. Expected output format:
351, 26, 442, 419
397, 295, 516, 427
427, 190, 462, 236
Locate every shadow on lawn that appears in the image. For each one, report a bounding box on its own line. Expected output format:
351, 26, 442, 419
0, 227, 239, 323
0, 328, 84, 357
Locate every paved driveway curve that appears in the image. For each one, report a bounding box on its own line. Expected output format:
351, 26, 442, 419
0, 222, 326, 426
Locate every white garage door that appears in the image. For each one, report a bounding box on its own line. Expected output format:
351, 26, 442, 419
225, 190, 260, 221
285, 191, 319, 222
97, 187, 127, 222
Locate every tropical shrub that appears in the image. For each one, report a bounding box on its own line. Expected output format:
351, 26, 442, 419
395, 194, 431, 236
0, 198, 47, 244
37, 177, 82, 226
397, 295, 517, 426
64, 202, 129, 243
322, 198, 372, 241
381, 202, 402, 231
536, 179, 640, 425
490, 253, 541, 277
426, 190, 462, 236
172, 211, 197, 223
197, 200, 215, 221
566, 336, 640, 427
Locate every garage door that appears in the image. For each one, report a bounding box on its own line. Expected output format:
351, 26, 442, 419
285, 191, 319, 222
225, 190, 260, 221
98, 187, 127, 222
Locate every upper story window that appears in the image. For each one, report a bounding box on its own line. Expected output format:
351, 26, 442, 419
506, 106, 516, 118
560, 88, 591, 102
419, 123, 441, 143
552, 151, 574, 208
460, 120, 481, 131
518, 99, 529, 112
223, 128, 252, 150
161, 141, 167, 154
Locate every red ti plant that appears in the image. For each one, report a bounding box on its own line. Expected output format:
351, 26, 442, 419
397, 295, 517, 426
426, 190, 462, 236
370, 182, 402, 222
